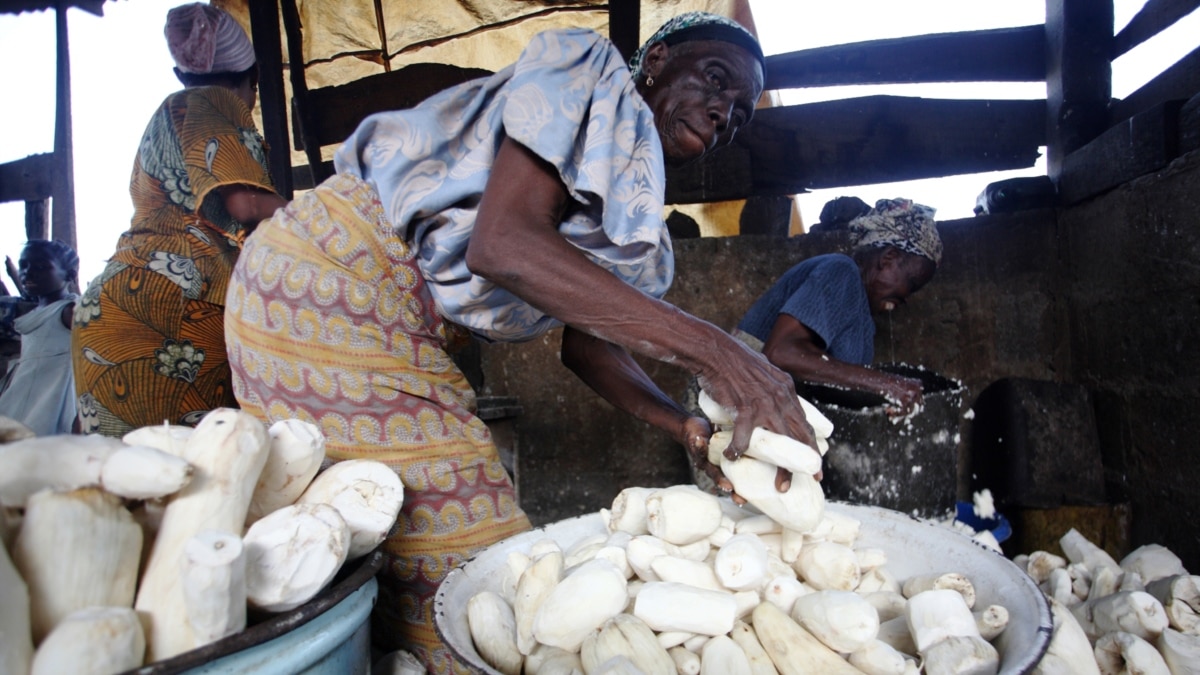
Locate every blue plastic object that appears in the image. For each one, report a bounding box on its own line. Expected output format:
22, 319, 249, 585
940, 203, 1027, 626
955, 500, 1013, 543
179, 577, 377, 674
128, 551, 384, 675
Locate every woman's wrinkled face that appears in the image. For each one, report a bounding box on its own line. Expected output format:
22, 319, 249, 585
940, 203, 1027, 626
864, 248, 937, 314
19, 248, 68, 299
639, 40, 764, 164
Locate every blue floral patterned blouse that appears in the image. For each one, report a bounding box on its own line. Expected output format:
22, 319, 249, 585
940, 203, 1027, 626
333, 28, 672, 343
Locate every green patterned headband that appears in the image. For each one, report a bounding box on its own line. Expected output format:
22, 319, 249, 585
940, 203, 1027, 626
628, 11, 766, 82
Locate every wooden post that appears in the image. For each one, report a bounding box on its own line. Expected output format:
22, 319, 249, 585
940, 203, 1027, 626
248, 0, 294, 199
609, 0, 640, 62
25, 199, 50, 242
739, 196, 794, 237
51, 0, 76, 250
280, 0, 324, 187
1045, 0, 1114, 178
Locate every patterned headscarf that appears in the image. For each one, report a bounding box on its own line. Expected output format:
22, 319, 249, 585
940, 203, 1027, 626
628, 11, 766, 82
165, 3, 256, 75
849, 198, 943, 265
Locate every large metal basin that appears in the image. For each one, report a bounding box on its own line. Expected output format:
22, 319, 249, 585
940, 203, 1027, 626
435, 501, 1052, 674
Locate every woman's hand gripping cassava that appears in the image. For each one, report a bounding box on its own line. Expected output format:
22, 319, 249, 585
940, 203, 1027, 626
697, 339, 816, 493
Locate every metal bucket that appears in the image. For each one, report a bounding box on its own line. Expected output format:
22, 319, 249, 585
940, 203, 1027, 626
123, 550, 383, 675
434, 501, 1051, 674
800, 363, 966, 518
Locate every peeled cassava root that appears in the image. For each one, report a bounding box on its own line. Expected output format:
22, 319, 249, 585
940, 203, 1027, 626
2, 407, 405, 675
30, 606, 145, 675
465, 484, 1019, 675
181, 530, 246, 644
246, 419, 326, 525
709, 431, 825, 533
244, 502, 351, 613
1022, 527, 1196, 674
297, 457, 404, 559
0, 541, 32, 675
135, 408, 271, 661
0, 433, 194, 509
14, 487, 142, 643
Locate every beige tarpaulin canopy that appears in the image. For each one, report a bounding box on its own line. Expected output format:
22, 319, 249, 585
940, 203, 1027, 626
221, 0, 802, 235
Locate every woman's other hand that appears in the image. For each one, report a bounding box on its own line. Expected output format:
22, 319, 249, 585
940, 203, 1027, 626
880, 374, 924, 417
680, 415, 734, 493
5, 257, 24, 298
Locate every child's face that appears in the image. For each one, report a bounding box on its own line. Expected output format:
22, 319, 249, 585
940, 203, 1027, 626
19, 248, 69, 299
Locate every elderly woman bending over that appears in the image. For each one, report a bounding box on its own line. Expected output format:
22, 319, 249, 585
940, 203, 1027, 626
224, 12, 811, 671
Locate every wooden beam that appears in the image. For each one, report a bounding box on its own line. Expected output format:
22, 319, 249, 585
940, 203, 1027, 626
51, 0, 75, 250
25, 199, 49, 241
1112, 0, 1200, 58
300, 63, 493, 150
1058, 99, 1182, 205
280, 0, 323, 186
738, 196, 793, 237
1046, 0, 1113, 177
248, 0, 293, 198
0, 154, 55, 203
608, 0, 640, 63
764, 25, 1046, 90
291, 161, 334, 192
1110, 44, 1200, 124
665, 96, 1045, 204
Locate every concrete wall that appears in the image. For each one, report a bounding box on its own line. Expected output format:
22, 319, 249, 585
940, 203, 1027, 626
478, 233, 844, 525
1061, 150, 1200, 568
477, 148, 1200, 570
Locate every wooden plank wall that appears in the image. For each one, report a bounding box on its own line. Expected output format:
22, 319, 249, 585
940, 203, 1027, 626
666, 97, 1045, 204
245, 0, 1200, 213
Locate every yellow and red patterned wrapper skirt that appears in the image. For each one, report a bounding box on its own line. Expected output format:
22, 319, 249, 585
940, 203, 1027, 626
225, 174, 531, 673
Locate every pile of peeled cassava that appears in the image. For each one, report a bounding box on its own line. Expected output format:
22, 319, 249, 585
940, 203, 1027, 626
0, 408, 403, 675
465, 394, 1017, 675
1013, 528, 1200, 673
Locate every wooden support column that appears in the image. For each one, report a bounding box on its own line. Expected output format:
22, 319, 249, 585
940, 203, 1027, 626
51, 0, 76, 250
25, 199, 49, 242
609, 0, 640, 62
281, 0, 324, 187
249, 0, 293, 199
1045, 0, 1113, 178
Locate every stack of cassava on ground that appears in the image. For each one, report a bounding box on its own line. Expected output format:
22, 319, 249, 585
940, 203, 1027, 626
465, 395, 1015, 674
1015, 528, 1200, 673
0, 409, 404, 675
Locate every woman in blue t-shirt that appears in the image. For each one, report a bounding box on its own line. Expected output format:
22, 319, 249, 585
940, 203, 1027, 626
736, 198, 942, 416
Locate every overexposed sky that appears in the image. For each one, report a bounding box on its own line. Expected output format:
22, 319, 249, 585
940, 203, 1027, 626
0, 0, 1195, 283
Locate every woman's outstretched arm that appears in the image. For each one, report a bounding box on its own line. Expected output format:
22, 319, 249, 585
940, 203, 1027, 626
466, 136, 813, 458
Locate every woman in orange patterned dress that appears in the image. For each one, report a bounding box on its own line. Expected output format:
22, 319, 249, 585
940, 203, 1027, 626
72, 3, 287, 436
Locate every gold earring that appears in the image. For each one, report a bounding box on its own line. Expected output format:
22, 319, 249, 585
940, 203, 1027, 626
646, 75, 655, 87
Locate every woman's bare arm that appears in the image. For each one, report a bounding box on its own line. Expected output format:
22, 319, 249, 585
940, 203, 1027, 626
466, 137, 813, 455
561, 326, 730, 488
763, 314, 923, 414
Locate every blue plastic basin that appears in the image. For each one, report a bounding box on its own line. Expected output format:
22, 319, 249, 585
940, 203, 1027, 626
125, 551, 382, 675
956, 500, 1013, 543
